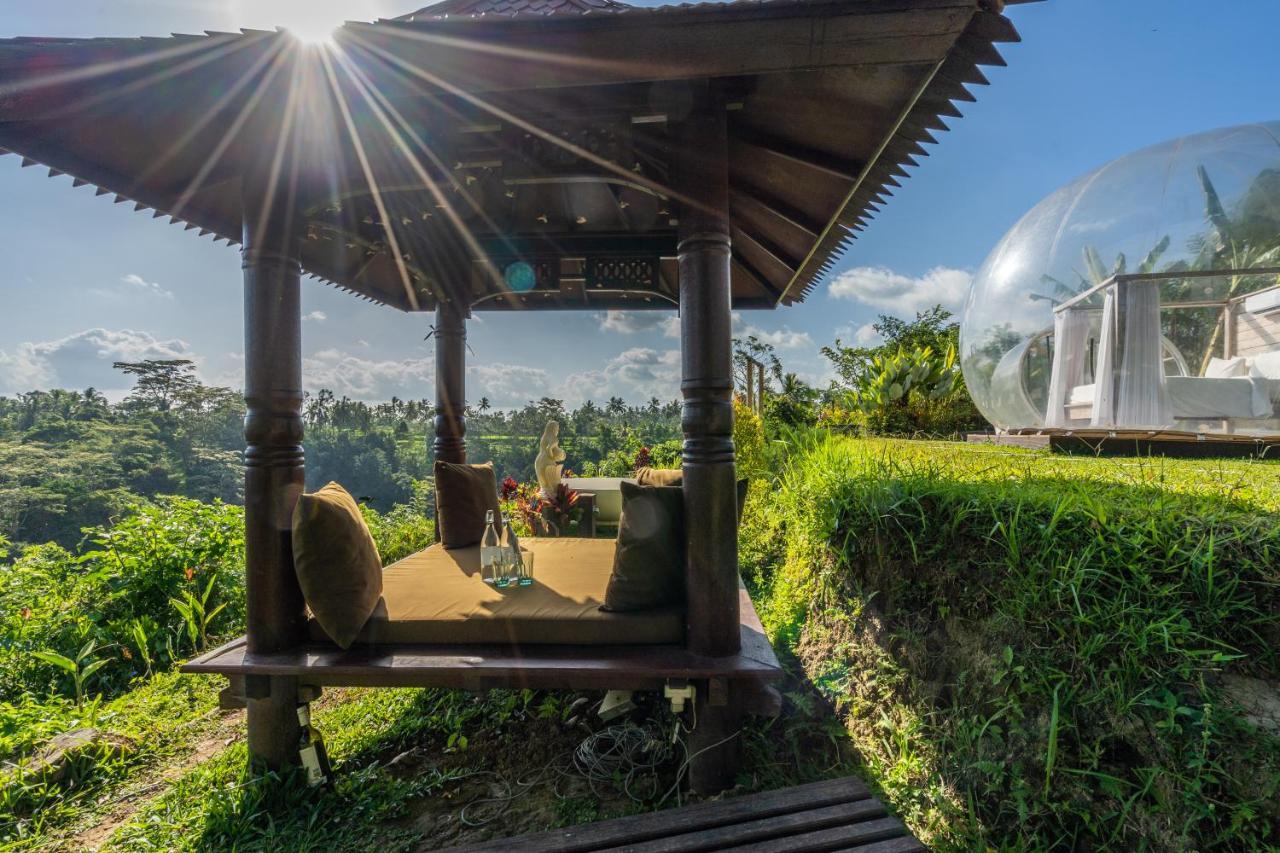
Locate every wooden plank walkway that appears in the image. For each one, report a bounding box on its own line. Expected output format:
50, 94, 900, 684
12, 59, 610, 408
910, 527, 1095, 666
439, 776, 923, 852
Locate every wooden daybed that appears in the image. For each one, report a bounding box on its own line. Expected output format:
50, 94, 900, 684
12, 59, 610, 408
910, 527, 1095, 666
0, 0, 1025, 792
187, 541, 780, 695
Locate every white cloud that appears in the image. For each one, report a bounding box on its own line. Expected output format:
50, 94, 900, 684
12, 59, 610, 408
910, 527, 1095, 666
558, 370, 613, 405
551, 347, 682, 407
854, 322, 882, 346
120, 273, 174, 300
303, 311, 327, 323
739, 325, 813, 351
600, 311, 680, 338
0, 328, 195, 396
828, 265, 972, 315
303, 348, 434, 400
605, 347, 680, 399
468, 363, 552, 409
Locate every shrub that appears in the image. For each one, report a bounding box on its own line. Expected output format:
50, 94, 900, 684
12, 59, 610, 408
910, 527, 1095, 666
361, 483, 435, 565
0, 498, 244, 702
744, 435, 1280, 850
733, 400, 767, 480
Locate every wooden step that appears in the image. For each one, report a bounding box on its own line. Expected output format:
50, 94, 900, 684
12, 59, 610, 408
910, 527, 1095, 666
439, 776, 923, 852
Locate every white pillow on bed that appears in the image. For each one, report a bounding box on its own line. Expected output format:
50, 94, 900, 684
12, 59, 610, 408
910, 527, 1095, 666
1246, 350, 1280, 380
1206, 356, 1249, 378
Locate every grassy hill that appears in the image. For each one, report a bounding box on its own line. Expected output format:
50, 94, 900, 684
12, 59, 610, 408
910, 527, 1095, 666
3, 437, 1278, 850
742, 437, 1280, 850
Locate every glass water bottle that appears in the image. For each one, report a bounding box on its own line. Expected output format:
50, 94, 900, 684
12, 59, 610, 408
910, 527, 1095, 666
297, 704, 333, 787
495, 514, 513, 587
481, 509, 500, 584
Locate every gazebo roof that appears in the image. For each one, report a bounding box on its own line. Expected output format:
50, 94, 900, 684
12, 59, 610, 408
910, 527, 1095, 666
0, 0, 1028, 312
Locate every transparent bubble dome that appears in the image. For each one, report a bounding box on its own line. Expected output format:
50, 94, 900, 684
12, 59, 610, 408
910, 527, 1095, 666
960, 122, 1280, 431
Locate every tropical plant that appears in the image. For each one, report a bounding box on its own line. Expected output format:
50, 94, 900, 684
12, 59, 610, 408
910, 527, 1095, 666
32, 640, 110, 706
170, 573, 227, 654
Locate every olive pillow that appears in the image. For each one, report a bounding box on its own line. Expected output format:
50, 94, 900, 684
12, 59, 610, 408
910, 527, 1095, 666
602, 481, 686, 612
634, 468, 750, 523
292, 482, 382, 649
435, 460, 501, 549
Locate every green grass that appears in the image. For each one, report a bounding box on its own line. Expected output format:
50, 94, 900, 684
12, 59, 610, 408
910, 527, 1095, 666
0, 671, 224, 847
742, 436, 1280, 851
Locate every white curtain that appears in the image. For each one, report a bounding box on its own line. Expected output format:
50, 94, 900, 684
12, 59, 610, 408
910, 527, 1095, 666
1045, 308, 1092, 427
1090, 287, 1117, 427
1116, 281, 1170, 427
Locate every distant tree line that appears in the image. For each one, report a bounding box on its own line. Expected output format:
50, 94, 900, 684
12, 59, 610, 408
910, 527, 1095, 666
0, 306, 992, 547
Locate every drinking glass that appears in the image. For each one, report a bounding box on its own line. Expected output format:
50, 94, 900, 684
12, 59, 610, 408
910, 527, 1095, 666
517, 549, 534, 586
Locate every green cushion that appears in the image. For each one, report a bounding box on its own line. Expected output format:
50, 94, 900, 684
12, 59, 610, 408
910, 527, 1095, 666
292, 482, 382, 649
434, 461, 501, 550
602, 481, 685, 612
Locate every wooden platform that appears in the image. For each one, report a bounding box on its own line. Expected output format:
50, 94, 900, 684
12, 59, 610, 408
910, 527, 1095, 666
438, 776, 923, 852
182, 586, 781, 693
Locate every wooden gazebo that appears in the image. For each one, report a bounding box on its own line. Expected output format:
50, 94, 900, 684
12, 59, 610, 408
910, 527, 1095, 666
0, 0, 1024, 791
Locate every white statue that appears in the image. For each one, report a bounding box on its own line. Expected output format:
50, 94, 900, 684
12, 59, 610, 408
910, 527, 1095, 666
535, 420, 566, 496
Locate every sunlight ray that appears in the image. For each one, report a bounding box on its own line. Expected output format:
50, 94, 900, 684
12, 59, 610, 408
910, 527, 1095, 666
0, 32, 253, 99
169, 41, 294, 218
133, 35, 292, 193
328, 46, 513, 305
17, 32, 271, 126
338, 30, 700, 216
318, 48, 424, 310
346, 20, 654, 80
247, 42, 309, 256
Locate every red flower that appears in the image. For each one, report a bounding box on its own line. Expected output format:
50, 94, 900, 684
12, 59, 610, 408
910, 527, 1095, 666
634, 446, 652, 471
500, 476, 520, 501
183, 567, 196, 582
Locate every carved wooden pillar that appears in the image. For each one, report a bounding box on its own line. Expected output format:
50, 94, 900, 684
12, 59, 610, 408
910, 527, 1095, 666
678, 89, 743, 795
678, 89, 739, 658
241, 174, 305, 771
433, 300, 468, 465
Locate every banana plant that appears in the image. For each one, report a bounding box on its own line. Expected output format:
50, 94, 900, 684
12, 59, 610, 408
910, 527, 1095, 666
849, 344, 959, 414
32, 639, 110, 706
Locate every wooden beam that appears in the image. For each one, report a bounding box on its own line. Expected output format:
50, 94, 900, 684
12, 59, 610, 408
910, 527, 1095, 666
730, 129, 862, 184
474, 232, 676, 258
732, 254, 785, 302
729, 186, 822, 240
241, 170, 306, 772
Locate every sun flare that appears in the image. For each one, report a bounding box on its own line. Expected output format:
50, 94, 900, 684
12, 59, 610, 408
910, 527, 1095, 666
227, 0, 383, 45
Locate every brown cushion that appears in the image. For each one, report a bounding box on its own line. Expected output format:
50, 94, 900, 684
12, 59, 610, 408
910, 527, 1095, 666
635, 467, 683, 486
634, 468, 750, 523
307, 539, 684, 645
292, 482, 382, 649
602, 481, 685, 612
435, 461, 501, 549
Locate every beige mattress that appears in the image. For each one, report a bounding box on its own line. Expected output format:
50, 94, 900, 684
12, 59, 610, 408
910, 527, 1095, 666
307, 538, 684, 646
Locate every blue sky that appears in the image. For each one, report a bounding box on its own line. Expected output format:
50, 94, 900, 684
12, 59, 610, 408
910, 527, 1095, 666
1, 0, 1278, 407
